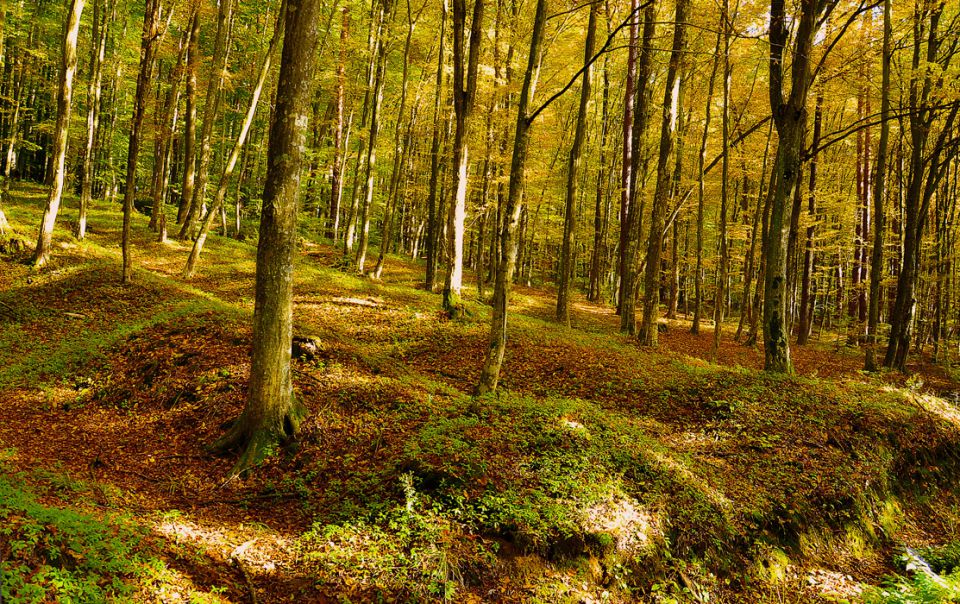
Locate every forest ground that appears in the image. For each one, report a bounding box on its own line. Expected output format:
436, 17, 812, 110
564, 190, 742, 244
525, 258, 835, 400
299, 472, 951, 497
1, 183, 960, 603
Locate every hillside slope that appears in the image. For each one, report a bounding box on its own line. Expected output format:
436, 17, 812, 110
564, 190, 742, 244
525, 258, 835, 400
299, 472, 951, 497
2, 185, 960, 603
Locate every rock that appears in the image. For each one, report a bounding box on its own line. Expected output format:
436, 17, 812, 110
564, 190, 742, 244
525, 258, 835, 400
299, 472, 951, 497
292, 335, 322, 361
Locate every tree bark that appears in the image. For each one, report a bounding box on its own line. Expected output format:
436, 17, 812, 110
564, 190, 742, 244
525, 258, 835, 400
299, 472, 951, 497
442, 0, 484, 315
33, 0, 85, 268
637, 0, 688, 346
77, 0, 108, 240
179, 0, 234, 241
183, 1, 284, 279
211, 0, 321, 477
556, 1, 597, 325
476, 0, 546, 395
761, 0, 823, 372
120, 0, 162, 284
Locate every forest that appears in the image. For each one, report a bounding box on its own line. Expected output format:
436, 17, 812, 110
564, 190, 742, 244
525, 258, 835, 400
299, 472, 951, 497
2, 0, 960, 600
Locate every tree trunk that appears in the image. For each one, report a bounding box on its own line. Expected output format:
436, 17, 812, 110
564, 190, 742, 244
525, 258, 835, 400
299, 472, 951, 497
179, 0, 234, 241
797, 94, 823, 345
442, 0, 485, 315
712, 0, 731, 356
638, 0, 688, 346
32, 0, 84, 268
424, 0, 448, 290
211, 0, 321, 477
556, 1, 597, 325
183, 1, 284, 279
355, 0, 390, 274
761, 0, 823, 372
77, 0, 108, 240
329, 7, 349, 242
120, 0, 162, 284
476, 0, 545, 395
616, 0, 639, 321
149, 22, 191, 236
177, 10, 200, 225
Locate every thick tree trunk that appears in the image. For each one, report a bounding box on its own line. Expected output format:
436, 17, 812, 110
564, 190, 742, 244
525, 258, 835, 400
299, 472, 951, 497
638, 0, 688, 346
556, 2, 597, 325
33, 0, 85, 268
211, 0, 320, 477
177, 10, 200, 225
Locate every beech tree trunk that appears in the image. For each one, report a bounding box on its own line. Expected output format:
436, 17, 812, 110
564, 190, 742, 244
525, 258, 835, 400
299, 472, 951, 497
183, 2, 284, 279
77, 0, 108, 240
424, 0, 448, 290
476, 0, 545, 395
211, 0, 321, 477
120, 0, 162, 284
177, 10, 200, 225
442, 0, 484, 315
179, 0, 233, 241
638, 0, 688, 346
33, 0, 84, 268
556, 1, 597, 325
865, 0, 891, 371
761, 0, 823, 372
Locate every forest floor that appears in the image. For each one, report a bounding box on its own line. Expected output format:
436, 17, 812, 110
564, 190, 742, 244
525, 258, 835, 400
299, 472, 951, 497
2, 183, 960, 603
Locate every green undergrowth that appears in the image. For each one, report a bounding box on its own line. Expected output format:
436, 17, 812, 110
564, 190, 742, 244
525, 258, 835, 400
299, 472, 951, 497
0, 467, 150, 602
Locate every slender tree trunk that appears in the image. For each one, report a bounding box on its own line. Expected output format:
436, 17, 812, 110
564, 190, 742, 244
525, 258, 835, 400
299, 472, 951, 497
179, 0, 234, 241
77, 0, 108, 240
476, 0, 546, 395
149, 23, 190, 235
616, 0, 639, 321
329, 7, 349, 241
183, 2, 284, 278
588, 65, 610, 302
120, 0, 162, 284
355, 0, 390, 274
33, 0, 85, 268
712, 0, 731, 356
211, 0, 321, 477
177, 10, 200, 225
638, 0, 688, 346
442, 0, 485, 314
424, 0, 448, 289
797, 94, 823, 345
556, 1, 597, 325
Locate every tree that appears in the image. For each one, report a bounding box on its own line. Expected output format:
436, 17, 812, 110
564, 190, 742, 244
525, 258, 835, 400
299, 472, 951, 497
211, 0, 322, 476
442, 0, 484, 315
476, 0, 546, 395
556, 1, 597, 325
120, 0, 163, 284
77, 0, 109, 240
637, 0, 689, 346
761, 0, 828, 372
33, 0, 85, 268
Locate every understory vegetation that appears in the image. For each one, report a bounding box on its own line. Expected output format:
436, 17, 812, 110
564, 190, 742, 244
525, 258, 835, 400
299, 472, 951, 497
2, 185, 960, 602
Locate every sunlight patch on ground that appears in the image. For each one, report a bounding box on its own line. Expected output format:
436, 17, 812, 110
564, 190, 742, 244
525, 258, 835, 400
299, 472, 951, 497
581, 496, 662, 554
154, 512, 291, 574
805, 568, 864, 600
